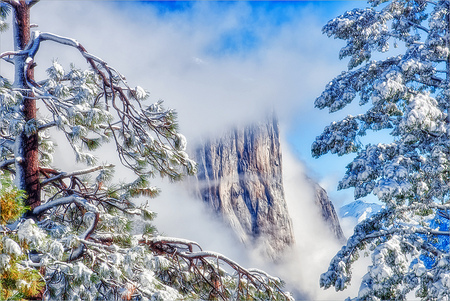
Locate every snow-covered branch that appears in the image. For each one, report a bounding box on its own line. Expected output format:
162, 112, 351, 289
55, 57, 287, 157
40, 164, 114, 186
37, 120, 57, 131
0, 158, 15, 170
32, 195, 98, 216
139, 236, 292, 300
26, 0, 40, 7
0, 138, 14, 150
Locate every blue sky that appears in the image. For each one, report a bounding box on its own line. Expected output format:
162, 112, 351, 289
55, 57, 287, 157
24, 0, 370, 206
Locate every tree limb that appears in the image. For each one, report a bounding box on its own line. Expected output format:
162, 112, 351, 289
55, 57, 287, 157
139, 236, 290, 300
40, 164, 114, 186
0, 158, 16, 169
38, 121, 57, 131
32, 195, 99, 261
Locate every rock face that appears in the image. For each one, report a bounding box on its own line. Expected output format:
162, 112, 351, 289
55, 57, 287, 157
309, 178, 346, 242
191, 115, 345, 259
192, 115, 294, 259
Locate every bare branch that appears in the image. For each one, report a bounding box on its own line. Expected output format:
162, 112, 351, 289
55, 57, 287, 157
403, 18, 429, 33
0, 138, 14, 150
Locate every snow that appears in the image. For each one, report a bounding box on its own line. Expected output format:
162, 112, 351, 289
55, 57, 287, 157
73, 262, 93, 285
17, 219, 46, 249
49, 240, 64, 260
108, 253, 124, 266
0, 254, 11, 271
135, 86, 147, 100
340, 200, 383, 223
175, 133, 187, 151
402, 93, 444, 133
3, 237, 22, 257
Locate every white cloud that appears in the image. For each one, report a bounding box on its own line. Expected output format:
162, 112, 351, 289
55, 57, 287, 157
24, 1, 348, 143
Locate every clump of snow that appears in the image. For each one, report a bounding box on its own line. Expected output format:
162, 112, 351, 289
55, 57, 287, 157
108, 252, 124, 266
3, 237, 22, 257
0, 254, 11, 271
47, 61, 65, 81
17, 219, 47, 249
95, 262, 108, 277
401, 93, 445, 134
135, 86, 147, 100
175, 133, 187, 151
73, 262, 93, 285
49, 240, 64, 260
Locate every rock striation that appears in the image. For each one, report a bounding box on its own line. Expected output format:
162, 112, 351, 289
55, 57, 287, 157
191, 115, 345, 259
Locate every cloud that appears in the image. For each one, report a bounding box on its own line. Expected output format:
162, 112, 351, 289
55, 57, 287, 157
274, 138, 365, 300
24, 1, 348, 143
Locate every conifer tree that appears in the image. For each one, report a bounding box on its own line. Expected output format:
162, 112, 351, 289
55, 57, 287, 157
314, 0, 450, 299
0, 1, 291, 300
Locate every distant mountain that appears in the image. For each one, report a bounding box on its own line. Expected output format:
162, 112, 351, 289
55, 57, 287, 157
309, 178, 346, 243
191, 114, 345, 260
340, 200, 383, 223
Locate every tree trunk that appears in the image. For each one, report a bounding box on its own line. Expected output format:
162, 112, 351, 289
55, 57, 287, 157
12, 1, 40, 209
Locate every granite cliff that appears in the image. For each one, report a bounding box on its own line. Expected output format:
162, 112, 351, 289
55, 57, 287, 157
308, 178, 346, 242
191, 115, 344, 259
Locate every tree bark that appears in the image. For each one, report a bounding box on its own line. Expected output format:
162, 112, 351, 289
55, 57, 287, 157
12, 1, 40, 209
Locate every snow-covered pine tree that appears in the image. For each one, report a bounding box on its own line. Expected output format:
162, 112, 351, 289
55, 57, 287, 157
314, 0, 450, 300
0, 1, 292, 300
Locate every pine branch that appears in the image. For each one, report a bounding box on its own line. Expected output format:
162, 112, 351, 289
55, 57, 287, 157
140, 236, 291, 300
0, 158, 16, 169
37, 121, 57, 131
40, 164, 114, 186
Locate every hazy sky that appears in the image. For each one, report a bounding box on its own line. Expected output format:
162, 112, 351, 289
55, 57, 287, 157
5, 0, 367, 206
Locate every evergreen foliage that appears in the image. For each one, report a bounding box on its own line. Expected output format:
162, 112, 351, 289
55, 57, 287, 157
314, 0, 450, 299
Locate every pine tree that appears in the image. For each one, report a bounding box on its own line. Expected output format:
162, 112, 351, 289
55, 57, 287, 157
314, 0, 450, 299
0, 1, 291, 300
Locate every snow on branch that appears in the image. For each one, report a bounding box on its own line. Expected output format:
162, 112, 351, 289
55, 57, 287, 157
40, 164, 114, 186
140, 236, 292, 300
33, 194, 97, 216
32, 195, 99, 262
0, 0, 20, 8
0, 158, 15, 169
